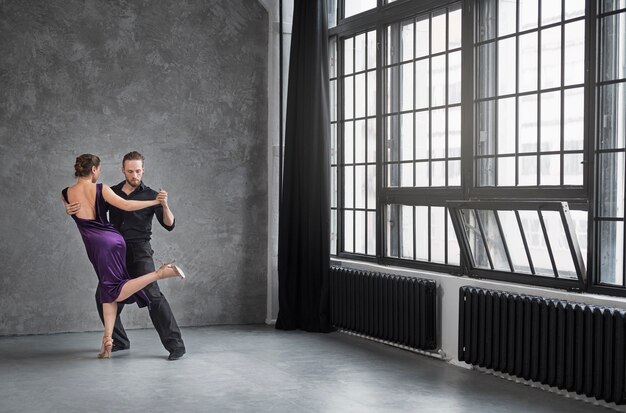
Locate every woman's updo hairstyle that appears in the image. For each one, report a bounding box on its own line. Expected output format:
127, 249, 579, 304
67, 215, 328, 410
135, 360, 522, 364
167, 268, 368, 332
74, 154, 101, 177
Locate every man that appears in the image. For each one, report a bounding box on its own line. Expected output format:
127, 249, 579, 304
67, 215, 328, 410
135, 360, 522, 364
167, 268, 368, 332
66, 151, 186, 361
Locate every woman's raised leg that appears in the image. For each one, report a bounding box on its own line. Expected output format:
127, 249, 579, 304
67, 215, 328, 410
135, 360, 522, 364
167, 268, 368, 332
115, 263, 184, 302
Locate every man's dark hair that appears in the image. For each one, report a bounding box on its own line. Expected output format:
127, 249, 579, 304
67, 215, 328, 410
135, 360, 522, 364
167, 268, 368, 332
122, 151, 144, 167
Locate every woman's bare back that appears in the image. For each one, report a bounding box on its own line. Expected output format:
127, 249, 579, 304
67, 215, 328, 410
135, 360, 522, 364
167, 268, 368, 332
66, 183, 97, 220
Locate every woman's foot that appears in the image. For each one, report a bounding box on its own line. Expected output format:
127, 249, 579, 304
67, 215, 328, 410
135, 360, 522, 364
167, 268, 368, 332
156, 261, 186, 280
98, 336, 113, 359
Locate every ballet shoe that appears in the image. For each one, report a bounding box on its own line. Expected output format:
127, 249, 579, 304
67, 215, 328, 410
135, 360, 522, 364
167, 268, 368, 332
98, 336, 113, 359
157, 260, 186, 280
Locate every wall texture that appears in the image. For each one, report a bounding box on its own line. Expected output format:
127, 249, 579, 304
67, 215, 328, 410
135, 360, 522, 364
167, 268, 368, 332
0, 0, 268, 335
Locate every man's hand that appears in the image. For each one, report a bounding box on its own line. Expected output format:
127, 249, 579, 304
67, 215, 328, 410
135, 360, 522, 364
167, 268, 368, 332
65, 201, 81, 215
157, 188, 168, 207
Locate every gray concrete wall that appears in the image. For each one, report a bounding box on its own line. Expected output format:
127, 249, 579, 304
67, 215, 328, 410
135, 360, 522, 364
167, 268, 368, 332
0, 0, 268, 335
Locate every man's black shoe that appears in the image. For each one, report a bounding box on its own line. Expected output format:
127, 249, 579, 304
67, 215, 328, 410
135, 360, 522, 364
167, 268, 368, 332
168, 348, 186, 361
112, 344, 130, 353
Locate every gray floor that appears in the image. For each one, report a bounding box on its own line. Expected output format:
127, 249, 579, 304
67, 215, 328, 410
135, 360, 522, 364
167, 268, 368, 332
0, 325, 618, 412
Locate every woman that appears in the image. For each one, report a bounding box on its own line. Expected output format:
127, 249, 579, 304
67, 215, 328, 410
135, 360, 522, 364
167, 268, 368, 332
62, 154, 185, 358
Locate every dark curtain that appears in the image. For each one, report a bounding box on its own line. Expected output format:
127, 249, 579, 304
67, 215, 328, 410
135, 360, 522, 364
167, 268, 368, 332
276, 0, 332, 332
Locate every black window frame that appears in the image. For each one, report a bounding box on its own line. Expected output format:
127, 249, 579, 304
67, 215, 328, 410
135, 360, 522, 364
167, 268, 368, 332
329, 0, 626, 297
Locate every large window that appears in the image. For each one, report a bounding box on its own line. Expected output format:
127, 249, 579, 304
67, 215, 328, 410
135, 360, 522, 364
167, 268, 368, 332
330, 0, 626, 296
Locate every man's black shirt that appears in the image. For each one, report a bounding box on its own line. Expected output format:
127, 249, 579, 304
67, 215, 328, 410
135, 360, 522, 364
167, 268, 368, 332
108, 181, 175, 243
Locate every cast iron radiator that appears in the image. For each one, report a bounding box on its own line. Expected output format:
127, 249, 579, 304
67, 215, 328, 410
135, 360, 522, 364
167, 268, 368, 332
329, 266, 437, 351
458, 286, 626, 404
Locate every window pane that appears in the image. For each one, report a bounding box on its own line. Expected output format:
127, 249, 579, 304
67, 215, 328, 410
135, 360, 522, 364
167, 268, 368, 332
431, 207, 446, 263
431, 161, 446, 186
355, 73, 366, 118
519, 94, 538, 153
355, 210, 366, 254
476, 209, 510, 270
401, 20, 414, 62
498, 97, 516, 154
448, 106, 461, 157
448, 51, 462, 104
345, 165, 354, 208
345, 75, 354, 119
401, 206, 414, 259
345, 0, 377, 18
498, 156, 516, 186
598, 221, 625, 286
367, 211, 376, 255
564, 0, 585, 19
540, 154, 560, 185
518, 155, 538, 186
519, 0, 538, 31
498, 211, 532, 272
542, 210, 577, 279
598, 83, 626, 150
477, 100, 496, 155
416, 206, 429, 260
367, 30, 377, 70
449, 160, 461, 186
449, 5, 462, 50
461, 209, 491, 268
519, 32, 539, 93
331, 166, 337, 208
563, 88, 584, 150
416, 15, 430, 58
400, 113, 413, 161
415, 59, 430, 109
570, 209, 588, 266
431, 55, 446, 106
367, 165, 376, 209
447, 211, 460, 265
478, 157, 496, 186
498, 0, 516, 37
477, 0, 497, 41
387, 163, 400, 188
518, 210, 554, 276
400, 162, 413, 187
563, 153, 584, 186
367, 71, 376, 117
564, 20, 585, 86
498, 37, 516, 96
415, 111, 430, 159
345, 121, 354, 163
541, 0, 561, 25
331, 124, 338, 165
541, 26, 562, 89
386, 115, 398, 163
355, 33, 366, 72
432, 9, 447, 54
344, 210, 354, 252
599, 12, 626, 82
355, 120, 366, 163
345, 37, 354, 75
431, 109, 446, 158
401, 63, 413, 112
385, 66, 398, 113
415, 162, 429, 186
598, 152, 625, 218
477, 42, 496, 98
386, 205, 396, 257
367, 119, 376, 162
540, 91, 561, 151
331, 209, 337, 255
355, 165, 366, 208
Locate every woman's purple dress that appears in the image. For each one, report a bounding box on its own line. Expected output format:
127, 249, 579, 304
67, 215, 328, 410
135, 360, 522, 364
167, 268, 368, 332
63, 183, 150, 308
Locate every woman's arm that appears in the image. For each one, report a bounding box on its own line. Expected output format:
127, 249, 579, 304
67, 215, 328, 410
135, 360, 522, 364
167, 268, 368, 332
101, 184, 162, 211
